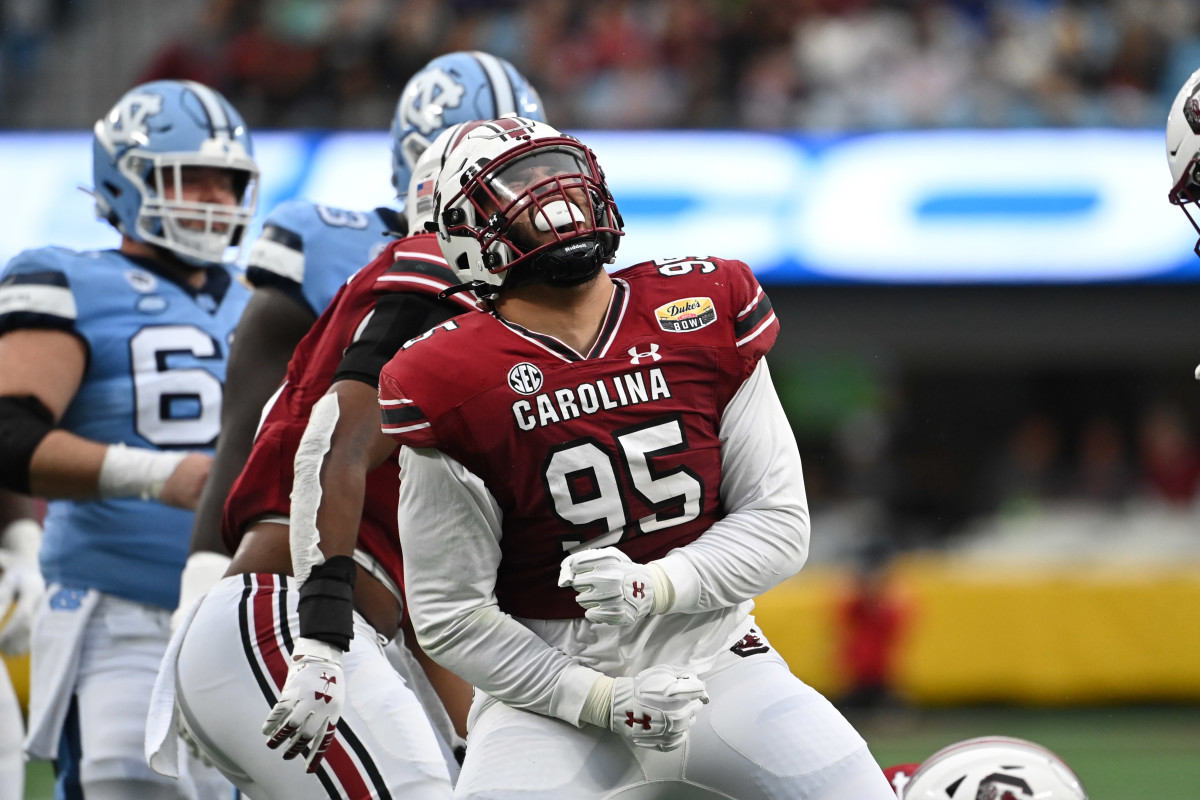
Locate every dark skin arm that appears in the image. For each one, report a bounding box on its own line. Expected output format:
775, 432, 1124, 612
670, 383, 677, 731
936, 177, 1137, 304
310, 378, 473, 739
189, 286, 316, 555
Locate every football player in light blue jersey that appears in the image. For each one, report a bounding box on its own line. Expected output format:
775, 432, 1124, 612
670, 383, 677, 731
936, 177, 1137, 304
183, 48, 546, 628
0, 79, 258, 799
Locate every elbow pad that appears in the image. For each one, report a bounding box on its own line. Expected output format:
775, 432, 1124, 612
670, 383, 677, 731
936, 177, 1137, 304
0, 395, 55, 493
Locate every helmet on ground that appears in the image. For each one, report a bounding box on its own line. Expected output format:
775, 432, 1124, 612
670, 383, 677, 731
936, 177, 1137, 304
432, 116, 624, 299
390, 50, 545, 195
91, 79, 258, 266
883, 762, 920, 797
902, 736, 1087, 800
1166, 65, 1200, 256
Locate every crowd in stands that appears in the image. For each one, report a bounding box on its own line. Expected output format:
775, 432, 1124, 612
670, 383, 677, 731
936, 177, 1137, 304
5, 0, 1200, 131
792, 365, 1200, 559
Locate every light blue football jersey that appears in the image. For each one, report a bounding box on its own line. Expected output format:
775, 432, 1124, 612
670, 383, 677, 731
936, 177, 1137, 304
0, 247, 251, 609
244, 199, 405, 316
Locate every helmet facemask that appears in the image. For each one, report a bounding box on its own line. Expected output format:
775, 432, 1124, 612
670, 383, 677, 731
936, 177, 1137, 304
1168, 155, 1200, 258
440, 137, 623, 298
90, 80, 260, 268
123, 143, 258, 267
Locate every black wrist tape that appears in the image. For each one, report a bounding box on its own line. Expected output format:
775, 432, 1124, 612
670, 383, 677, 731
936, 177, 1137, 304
297, 555, 358, 650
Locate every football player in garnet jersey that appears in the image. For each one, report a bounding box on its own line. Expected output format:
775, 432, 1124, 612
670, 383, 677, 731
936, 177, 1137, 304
151, 130, 484, 799
181, 51, 545, 604
1166, 64, 1200, 259
360, 118, 896, 798
1163, 64, 1200, 381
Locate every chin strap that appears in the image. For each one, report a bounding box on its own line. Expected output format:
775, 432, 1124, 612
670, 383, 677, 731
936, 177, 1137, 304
437, 280, 493, 301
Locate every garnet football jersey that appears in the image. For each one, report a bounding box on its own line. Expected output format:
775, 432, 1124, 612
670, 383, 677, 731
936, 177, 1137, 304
223, 233, 478, 589
378, 256, 777, 619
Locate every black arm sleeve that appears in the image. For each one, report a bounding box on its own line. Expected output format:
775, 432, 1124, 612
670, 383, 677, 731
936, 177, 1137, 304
333, 293, 464, 387
0, 395, 56, 494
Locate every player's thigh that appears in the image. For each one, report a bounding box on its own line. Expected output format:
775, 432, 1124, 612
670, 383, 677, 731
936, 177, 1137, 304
342, 636, 455, 791
686, 652, 894, 800
455, 697, 646, 800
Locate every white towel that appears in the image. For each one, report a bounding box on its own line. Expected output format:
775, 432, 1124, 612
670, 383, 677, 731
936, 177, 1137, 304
145, 592, 203, 778
24, 586, 99, 760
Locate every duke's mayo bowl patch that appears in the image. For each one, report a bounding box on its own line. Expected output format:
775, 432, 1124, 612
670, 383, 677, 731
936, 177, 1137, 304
655, 297, 716, 333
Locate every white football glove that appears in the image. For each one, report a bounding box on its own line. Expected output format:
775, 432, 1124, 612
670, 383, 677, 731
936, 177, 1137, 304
262, 637, 345, 773
558, 547, 670, 625
590, 665, 709, 751
0, 519, 45, 657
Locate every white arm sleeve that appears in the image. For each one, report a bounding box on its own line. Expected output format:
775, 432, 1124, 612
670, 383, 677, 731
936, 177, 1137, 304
653, 358, 810, 613
397, 445, 602, 726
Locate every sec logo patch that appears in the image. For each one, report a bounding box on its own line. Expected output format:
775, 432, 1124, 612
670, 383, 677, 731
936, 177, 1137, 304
507, 362, 544, 395
655, 297, 716, 333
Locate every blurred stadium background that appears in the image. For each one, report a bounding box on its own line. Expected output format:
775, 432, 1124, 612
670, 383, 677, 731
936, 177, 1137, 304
4, 1, 1200, 797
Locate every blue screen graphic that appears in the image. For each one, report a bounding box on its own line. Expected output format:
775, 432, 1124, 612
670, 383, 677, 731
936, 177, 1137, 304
0, 129, 1193, 284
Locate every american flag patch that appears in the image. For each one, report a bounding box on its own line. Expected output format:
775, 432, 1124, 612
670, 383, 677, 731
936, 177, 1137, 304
415, 179, 434, 199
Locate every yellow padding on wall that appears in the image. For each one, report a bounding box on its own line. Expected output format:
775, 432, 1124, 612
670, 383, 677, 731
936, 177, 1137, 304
751, 560, 1200, 704
892, 559, 1200, 704
752, 568, 849, 696
1, 652, 30, 713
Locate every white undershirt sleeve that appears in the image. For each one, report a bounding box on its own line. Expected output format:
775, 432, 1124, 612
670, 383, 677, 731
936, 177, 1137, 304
653, 358, 810, 612
396, 445, 602, 726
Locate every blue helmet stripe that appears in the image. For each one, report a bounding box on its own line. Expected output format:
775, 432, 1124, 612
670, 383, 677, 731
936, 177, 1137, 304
180, 80, 230, 139
471, 51, 516, 117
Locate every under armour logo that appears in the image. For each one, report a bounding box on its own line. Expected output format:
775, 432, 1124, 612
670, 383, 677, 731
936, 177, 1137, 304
625, 711, 652, 730
630, 581, 645, 599
314, 672, 337, 703
628, 344, 661, 364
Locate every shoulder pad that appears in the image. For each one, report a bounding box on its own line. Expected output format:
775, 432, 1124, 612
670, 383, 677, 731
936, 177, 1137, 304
0, 248, 79, 328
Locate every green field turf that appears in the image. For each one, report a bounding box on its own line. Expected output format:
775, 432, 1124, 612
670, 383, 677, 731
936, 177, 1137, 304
22, 705, 1200, 798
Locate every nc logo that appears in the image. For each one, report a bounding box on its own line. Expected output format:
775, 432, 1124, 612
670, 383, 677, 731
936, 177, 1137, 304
401, 68, 466, 135
106, 92, 164, 146
628, 344, 661, 365
50, 587, 87, 611
507, 362, 544, 395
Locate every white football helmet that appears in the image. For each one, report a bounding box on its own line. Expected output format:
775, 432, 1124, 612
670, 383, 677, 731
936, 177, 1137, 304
432, 116, 623, 299
902, 736, 1087, 800
1166, 65, 1200, 256
405, 121, 479, 235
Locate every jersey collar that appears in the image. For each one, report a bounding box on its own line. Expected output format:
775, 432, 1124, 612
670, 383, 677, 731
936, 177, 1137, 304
495, 278, 629, 362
